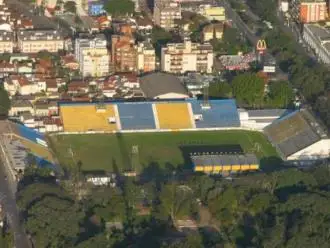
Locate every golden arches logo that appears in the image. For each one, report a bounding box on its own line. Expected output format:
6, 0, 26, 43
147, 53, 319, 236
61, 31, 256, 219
256, 39, 267, 51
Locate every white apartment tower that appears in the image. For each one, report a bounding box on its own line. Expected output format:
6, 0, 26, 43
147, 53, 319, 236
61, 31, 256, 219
75, 33, 110, 77
161, 39, 214, 74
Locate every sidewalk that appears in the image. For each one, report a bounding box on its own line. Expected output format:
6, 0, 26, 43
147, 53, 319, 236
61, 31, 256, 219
0, 136, 17, 196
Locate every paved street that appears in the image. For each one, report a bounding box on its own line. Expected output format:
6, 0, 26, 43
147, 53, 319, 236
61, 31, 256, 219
0, 121, 30, 248
0, 162, 30, 248
220, 0, 285, 75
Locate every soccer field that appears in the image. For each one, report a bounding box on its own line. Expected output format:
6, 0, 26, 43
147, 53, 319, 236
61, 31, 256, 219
48, 130, 279, 173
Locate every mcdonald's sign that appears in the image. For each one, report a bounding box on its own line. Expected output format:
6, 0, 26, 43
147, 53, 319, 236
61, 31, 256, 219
256, 39, 267, 54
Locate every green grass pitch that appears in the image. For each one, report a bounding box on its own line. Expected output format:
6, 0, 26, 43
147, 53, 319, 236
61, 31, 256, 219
48, 130, 280, 173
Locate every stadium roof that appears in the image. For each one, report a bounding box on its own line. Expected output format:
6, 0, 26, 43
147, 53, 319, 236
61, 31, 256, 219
140, 72, 189, 99
247, 109, 292, 118
190, 154, 259, 167
264, 109, 327, 158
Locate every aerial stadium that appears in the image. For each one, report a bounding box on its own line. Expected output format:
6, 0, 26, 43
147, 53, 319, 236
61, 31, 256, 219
6, 98, 328, 176
47, 99, 279, 174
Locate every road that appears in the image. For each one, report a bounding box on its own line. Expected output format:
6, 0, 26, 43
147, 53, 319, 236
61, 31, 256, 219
276, 11, 317, 61
0, 122, 30, 248
220, 0, 285, 75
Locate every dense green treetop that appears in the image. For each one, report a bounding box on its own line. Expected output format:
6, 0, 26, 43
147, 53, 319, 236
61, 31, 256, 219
104, 0, 135, 17
232, 72, 265, 107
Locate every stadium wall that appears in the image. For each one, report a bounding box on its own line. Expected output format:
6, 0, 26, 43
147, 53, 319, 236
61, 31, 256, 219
49, 127, 255, 136
13, 123, 48, 147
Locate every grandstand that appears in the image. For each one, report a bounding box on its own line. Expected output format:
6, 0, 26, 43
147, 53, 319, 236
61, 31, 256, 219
155, 102, 193, 129
19, 138, 55, 164
117, 102, 156, 130
6, 123, 58, 171
191, 153, 259, 174
190, 99, 240, 128
264, 109, 329, 161
60, 104, 119, 132
58, 99, 240, 132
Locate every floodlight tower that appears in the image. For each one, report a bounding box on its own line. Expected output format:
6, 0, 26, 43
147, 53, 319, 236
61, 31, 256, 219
131, 145, 139, 173
201, 82, 210, 109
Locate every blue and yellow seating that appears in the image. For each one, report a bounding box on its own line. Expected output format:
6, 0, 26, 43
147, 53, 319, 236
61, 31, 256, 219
155, 103, 192, 129
60, 104, 118, 132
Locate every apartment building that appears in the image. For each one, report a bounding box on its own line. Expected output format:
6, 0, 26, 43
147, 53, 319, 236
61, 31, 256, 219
303, 24, 330, 64
4, 75, 47, 96
136, 41, 156, 73
202, 22, 224, 42
154, 0, 181, 30
290, 0, 327, 23
111, 35, 137, 72
75, 33, 110, 77
17, 30, 64, 53
0, 30, 14, 53
199, 6, 226, 21
161, 39, 214, 74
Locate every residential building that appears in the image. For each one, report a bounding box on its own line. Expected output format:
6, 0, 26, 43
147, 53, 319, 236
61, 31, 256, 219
199, 5, 226, 21
0, 30, 14, 53
0, 61, 16, 77
75, 33, 110, 77
61, 55, 79, 70
8, 99, 33, 116
136, 17, 153, 32
96, 15, 111, 30
67, 81, 89, 95
290, 0, 327, 23
88, 1, 105, 16
4, 75, 46, 96
161, 39, 214, 74
111, 35, 137, 72
202, 22, 224, 42
303, 24, 330, 64
136, 41, 156, 73
17, 30, 64, 53
154, 0, 181, 30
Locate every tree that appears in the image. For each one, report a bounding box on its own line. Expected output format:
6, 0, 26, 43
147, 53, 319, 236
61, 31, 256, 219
232, 72, 265, 107
209, 81, 233, 98
17, 183, 84, 248
157, 183, 194, 223
213, 27, 251, 55
315, 96, 330, 129
64, 1, 76, 14
25, 196, 84, 247
163, 233, 204, 248
0, 228, 13, 248
0, 86, 10, 116
104, 0, 134, 17
0, 53, 11, 61
151, 27, 173, 57
267, 80, 293, 108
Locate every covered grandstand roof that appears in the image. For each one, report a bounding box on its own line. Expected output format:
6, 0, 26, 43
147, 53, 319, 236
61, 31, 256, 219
140, 72, 189, 99
264, 109, 327, 158
247, 109, 291, 118
190, 154, 259, 167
